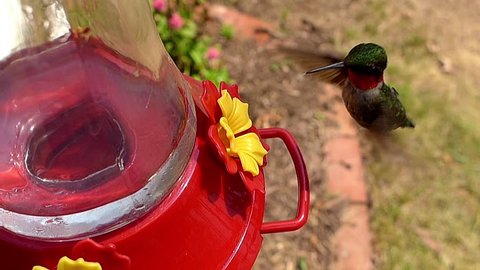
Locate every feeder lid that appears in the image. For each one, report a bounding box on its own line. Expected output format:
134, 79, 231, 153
0, 1, 196, 240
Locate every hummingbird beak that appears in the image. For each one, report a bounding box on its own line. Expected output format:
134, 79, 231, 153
305, 62, 345, 75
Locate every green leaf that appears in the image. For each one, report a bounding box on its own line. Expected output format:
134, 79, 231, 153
220, 24, 235, 40
152, 2, 231, 82
297, 257, 308, 270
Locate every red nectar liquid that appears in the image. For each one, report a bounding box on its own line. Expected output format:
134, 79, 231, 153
0, 38, 187, 216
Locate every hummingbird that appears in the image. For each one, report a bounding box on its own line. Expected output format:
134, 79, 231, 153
285, 43, 415, 133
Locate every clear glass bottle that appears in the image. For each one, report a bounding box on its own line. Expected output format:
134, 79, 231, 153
0, 0, 196, 240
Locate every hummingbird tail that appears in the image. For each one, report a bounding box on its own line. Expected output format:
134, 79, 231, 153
404, 118, 415, 129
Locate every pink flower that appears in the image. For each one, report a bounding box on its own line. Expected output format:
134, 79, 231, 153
168, 13, 184, 30
153, 0, 167, 12
205, 47, 221, 60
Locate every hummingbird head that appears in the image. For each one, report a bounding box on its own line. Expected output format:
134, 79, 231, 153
306, 43, 388, 90
344, 43, 387, 76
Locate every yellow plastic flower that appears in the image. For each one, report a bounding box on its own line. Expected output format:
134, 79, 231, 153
217, 90, 252, 136
33, 257, 102, 270
229, 133, 268, 176
216, 90, 267, 176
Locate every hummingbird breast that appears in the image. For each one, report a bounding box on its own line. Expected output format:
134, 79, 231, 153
341, 83, 382, 129
341, 81, 406, 132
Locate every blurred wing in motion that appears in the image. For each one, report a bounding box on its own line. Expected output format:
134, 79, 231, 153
280, 47, 348, 85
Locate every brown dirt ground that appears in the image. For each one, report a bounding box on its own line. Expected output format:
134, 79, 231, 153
225, 41, 343, 269
211, 37, 341, 270
205, 1, 355, 269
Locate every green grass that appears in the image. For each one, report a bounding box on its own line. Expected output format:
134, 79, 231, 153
336, 1, 480, 269
368, 91, 480, 269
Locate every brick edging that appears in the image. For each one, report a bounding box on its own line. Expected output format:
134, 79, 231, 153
323, 85, 373, 270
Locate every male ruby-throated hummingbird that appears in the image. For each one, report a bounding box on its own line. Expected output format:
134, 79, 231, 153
287, 43, 415, 133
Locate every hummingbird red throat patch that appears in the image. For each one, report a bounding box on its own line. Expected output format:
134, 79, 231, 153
347, 70, 384, 91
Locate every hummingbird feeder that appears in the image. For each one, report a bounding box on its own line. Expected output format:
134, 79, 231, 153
0, 1, 310, 269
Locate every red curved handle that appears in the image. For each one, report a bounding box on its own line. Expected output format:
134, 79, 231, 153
258, 128, 310, 234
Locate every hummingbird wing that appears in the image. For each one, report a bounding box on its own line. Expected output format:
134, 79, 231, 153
279, 47, 348, 85
391, 87, 400, 96
378, 84, 415, 130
